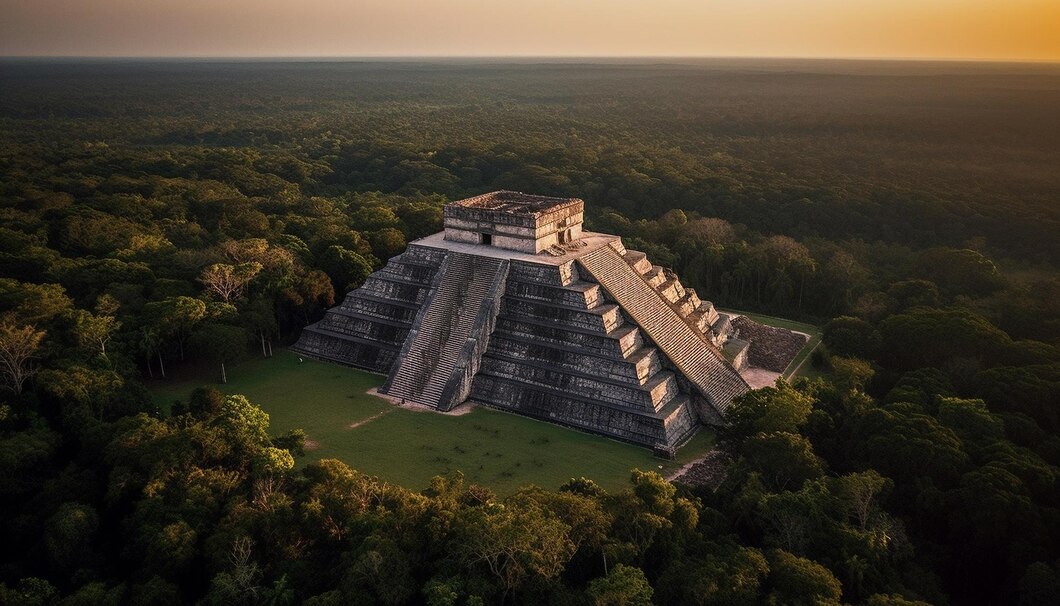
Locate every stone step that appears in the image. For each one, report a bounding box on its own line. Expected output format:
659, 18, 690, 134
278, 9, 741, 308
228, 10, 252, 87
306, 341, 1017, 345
577, 245, 749, 415
623, 250, 651, 274
644, 265, 666, 287
383, 252, 506, 409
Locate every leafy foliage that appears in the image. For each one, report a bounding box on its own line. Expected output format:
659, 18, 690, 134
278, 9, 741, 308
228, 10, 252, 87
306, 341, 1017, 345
0, 60, 1057, 605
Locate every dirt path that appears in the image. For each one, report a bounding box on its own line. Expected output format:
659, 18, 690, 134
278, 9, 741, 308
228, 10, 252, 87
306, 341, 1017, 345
347, 408, 394, 429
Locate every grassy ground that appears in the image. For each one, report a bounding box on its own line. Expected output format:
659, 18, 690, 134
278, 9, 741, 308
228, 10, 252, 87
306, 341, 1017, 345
719, 309, 824, 379
151, 351, 714, 495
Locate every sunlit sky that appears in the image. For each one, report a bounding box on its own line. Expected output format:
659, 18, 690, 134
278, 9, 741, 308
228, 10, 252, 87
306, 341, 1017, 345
2, 0, 1058, 61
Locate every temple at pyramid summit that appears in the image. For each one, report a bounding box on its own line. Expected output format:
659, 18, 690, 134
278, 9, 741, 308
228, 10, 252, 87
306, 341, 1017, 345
292, 191, 774, 453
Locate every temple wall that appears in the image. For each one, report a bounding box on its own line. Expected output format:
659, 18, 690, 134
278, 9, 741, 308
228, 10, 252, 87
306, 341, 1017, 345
468, 256, 703, 448
292, 220, 744, 451
443, 201, 584, 253
291, 247, 446, 374
469, 375, 697, 447
494, 317, 640, 358
485, 335, 656, 383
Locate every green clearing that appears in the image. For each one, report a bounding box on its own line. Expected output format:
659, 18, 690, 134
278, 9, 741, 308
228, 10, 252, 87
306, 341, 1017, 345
151, 351, 713, 495
720, 309, 824, 379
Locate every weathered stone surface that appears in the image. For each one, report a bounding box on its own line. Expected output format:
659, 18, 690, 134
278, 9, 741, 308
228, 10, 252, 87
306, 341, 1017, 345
730, 315, 808, 373
444, 191, 584, 253
382, 253, 508, 411
577, 244, 750, 417
292, 191, 755, 450
290, 245, 446, 373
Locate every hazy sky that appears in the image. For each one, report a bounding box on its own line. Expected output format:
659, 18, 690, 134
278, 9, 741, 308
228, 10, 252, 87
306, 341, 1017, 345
2, 0, 1058, 61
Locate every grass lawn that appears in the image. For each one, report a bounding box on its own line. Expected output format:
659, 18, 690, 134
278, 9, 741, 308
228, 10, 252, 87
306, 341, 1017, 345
719, 308, 825, 379
150, 351, 714, 495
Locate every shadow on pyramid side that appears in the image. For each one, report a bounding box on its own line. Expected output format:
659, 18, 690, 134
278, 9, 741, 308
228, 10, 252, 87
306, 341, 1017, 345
293, 191, 753, 454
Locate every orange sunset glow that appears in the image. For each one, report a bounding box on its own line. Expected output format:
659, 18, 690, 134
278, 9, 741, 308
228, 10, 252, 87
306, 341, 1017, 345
1, 0, 1058, 60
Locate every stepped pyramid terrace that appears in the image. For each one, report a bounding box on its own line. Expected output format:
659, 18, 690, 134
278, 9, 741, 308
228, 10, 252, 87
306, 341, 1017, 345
293, 191, 794, 453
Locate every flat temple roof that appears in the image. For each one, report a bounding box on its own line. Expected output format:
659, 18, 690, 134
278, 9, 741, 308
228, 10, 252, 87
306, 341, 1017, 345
448, 190, 582, 216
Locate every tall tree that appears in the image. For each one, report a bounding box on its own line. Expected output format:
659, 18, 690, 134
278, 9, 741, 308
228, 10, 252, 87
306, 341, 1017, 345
73, 310, 120, 359
143, 296, 207, 361
137, 326, 164, 378
200, 263, 263, 304
0, 317, 45, 395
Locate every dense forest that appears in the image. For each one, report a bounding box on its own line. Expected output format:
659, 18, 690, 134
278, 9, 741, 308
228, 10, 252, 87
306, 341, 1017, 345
0, 59, 1059, 605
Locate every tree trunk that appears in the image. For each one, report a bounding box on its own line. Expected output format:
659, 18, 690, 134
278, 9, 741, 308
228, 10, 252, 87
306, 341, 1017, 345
267, 340, 273, 357
261, 332, 267, 357
158, 352, 166, 378
146, 355, 154, 378
221, 361, 227, 384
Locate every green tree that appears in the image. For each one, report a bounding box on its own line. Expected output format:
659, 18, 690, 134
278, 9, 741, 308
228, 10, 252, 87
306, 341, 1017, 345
242, 298, 278, 357
319, 245, 373, 292
451, 499, 575, 602
742, 432, 824, 492
657, 544, 769, 606
887, 279, 940, 311
143, 296, 207, 361
44, 502, 99, 574
757, 481, 832, 554
587, 564, 653, 606
725, 381, 815, 443
73, 309, 120, 358
823, 316, 879, 358
280, 269, 335, 326
137, 326, 163, 378
38, 365, 123, 421
125, 576, 180, 606
864, 595, 933, 606
765, 549, 842, 606
200, 262, 263, 304
830, 357, 874, 394
202, 537, 263, 606
368, 227, 407, 260
854, 407, 969, 487
936, 397, 1004, 456
877, 308, 1010, 370
140, 521, 197, 578
835, 470, 890, 530
914, 248, 1002, 296
0, 318, 45, 395
218, 394, 271, 446
0, 279, 73, 325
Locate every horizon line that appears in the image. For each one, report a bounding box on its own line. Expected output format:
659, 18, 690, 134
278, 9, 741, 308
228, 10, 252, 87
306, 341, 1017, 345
2, 54, 1059, 65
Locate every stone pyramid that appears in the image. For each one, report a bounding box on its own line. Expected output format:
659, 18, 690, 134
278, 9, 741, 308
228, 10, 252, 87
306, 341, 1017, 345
293, 191, 750, 452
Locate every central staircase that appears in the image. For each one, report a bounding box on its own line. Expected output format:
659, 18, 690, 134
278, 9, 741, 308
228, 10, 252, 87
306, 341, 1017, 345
578, 244, 749, 415
382, 252, 507, 409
